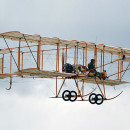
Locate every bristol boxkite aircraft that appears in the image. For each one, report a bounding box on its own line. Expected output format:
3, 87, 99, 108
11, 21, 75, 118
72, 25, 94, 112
0, 31, 130, 105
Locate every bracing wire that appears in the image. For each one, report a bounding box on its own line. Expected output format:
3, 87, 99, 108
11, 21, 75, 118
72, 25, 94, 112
2, 36, 20, 71
121, 62, 130, 80
22, 34, 40, 70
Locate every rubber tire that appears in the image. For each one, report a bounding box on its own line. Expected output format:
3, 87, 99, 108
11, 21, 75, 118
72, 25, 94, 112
89, 93, 97, 104
62, 90, 71, 101
70, 91, 77, 102
96, 94, 104, 105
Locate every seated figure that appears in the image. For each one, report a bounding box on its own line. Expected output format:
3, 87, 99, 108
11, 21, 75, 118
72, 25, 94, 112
88, 59, 107, 80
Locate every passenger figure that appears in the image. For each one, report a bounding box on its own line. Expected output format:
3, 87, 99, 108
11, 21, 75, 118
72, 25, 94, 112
88, 59, 107, 79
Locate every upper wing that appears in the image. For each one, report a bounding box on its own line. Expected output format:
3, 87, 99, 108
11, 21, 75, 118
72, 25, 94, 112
0, 31, 130, 56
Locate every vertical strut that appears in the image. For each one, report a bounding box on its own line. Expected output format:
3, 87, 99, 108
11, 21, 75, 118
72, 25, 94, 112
42, 51, 43, 70
103, 80, 106, 98
56, 77, 57, 97
18, 38, 21, 70
120, 50, 123, 80
56, 42, 60, 72
76, 43, 78, 73
83, 48, 85, 66
6, 52, 12, 90
100, 50, 102, 72
85, 44, 87, 68
2, 54, 4, 73
65, 45, 67, 72
103, 46, 105, 71
94, 45, 97, 67
111, 53, 113, 63
22, 52, 23, 70
118, 53, 120, 80
62, 49, 64, 72
74, 46, 76, 65
57, 42, 60, 72
37, 38, 41, 70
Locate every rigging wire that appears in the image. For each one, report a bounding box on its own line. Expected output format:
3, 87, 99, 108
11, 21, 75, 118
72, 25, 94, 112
2, 36, 20, 71
22, 34, 40, 70
121, 62, 130, 80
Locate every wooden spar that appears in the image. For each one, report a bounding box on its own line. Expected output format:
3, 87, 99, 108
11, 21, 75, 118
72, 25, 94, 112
37, 37, 41, 70
56, 77, 57, 96
120, 50, 123, 80
111, 53, 113, 62
10, 50, 12, 74
103, 46, 105, 71
42, 51, 43, 70
56, 46, 57, 71
65, 45, 67, 73
57, 41, 60, 72
100, 50, 103, 72
74, 46, 76, 65
83, 48, 85, 66
118, 54, 120, 80
94, 45, 97, 67
76, 43, 78, 73
85, 44, 87, 67
22, 52, 23, 70
18, 38, 21, 70
103, 80, 106, 98
62, 49, 64, 72
2, 54, 4, 73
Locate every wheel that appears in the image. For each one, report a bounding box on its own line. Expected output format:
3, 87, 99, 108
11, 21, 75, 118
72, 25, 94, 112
96, 94, 104, 105
62, 90, 71, 101
70, 91, 77, 102
89, 93, 97, 104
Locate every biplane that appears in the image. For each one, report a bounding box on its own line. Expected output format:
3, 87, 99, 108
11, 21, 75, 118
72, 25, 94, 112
0, 31, 130, 105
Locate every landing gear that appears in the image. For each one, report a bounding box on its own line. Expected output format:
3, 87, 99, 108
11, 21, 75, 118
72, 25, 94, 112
62, 90, 77, 102
89, 93, 104, 105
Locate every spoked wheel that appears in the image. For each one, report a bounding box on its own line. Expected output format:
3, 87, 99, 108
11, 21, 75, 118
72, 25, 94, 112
89, 93, 97, 104
96, 94, 104, 105
62, 90, 71, 101
70, 91, 77, 102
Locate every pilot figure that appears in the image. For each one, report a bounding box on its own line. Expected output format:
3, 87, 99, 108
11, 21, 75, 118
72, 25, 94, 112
88, 59, 104, 79
88, 59, 97, 74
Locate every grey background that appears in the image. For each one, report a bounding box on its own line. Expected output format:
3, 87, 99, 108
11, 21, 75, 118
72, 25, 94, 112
0, 0, 130, 130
